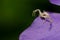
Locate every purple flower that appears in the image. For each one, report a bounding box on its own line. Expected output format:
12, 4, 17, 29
49, 0, 60, 6
19, 12, 60, 40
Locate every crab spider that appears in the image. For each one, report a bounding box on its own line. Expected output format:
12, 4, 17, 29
32, 9, 53, 24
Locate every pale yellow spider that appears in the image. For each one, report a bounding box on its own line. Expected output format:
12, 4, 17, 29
32, 9, 53, 23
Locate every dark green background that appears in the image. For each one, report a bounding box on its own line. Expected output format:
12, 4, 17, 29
0, 0, 57, 40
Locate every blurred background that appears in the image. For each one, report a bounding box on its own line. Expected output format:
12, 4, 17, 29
0, 0, 60, 40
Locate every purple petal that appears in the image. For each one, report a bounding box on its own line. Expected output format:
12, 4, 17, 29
49, 0, 60, 5
19, 12, 60, 40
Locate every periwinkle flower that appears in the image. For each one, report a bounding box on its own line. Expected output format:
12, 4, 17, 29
49, 0, 60, 6
19, 0, 60, 40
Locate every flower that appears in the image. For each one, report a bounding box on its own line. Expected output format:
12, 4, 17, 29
49, 0, 60, 6
19, 12, 60, 40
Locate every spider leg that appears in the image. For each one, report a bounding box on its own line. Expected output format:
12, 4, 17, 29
47, 17, 53, 31
49, 22, 52, 31
43, 19, 47, 24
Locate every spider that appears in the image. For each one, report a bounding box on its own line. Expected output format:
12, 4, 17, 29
32, 9, 53, 30
32, 9, 53, 23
